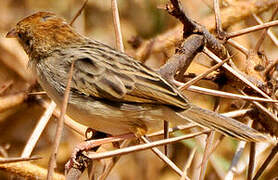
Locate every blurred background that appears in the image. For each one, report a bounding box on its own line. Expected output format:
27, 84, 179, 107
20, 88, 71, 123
0, 0, 278, 179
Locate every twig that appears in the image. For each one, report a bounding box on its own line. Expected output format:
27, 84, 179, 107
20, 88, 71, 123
111, 0, 124, 52
148, 123, 197, 137
203, 48, 271, 99
186, 85, 278, 103
40, 100, 87, 137
179, 57, 229, 91
164, 121, 169, 156
0, 145, 9, 158
70, 124, 199, 163
180, 147, 197, 180
88, 131, 209, 160
205, 135, 224, 160
253, 5, 278, 52
225, 119, 253, 179
0, 162, 64, 180
199, 131, 215, 180
0, 92, 26, 112
168, 0, 227, 59
248, 98, 278, 123
159, 34, 204, 81
0, 156, 41, 164
253, 14, 278, 47
0, 43, 34, 83
264, 57, 278, 76
0, 80, 13, 94
92, 139, 131, 180
163, 121, 170, 155
28, 91, 47, 95
225, 140, 247, 179
70, 0, 88, 26
136, 0, 277, 60
227, 20, 278, 39
141, 136, 184, 177
192, 130, 225, 179
247, 142, 256, 180
21, 101, 56, 157
47, 62, 75, 179
213, 0, 224, 38
253, 144, 278, 180
226, 39, 249, 55
86, 2, 126, 179
221, 109, 251, 118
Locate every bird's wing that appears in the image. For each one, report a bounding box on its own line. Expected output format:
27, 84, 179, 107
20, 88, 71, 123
68, 41, 189, 109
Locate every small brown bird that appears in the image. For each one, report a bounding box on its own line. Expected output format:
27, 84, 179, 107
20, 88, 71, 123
6, 12, 271, 142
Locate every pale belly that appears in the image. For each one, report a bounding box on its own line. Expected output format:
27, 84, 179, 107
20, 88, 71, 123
37, 70, 180, 135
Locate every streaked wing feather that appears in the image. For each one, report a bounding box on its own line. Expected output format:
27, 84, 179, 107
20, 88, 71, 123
71, 40, 190, 109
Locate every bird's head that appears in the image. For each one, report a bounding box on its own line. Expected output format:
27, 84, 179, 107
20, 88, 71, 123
6, 12, 83, 59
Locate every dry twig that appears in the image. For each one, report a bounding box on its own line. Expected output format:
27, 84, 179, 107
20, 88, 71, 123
47, 62, 75, 179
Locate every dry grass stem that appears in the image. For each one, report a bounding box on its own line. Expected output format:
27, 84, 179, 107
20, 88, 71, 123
203, 48, 271, 99
92, 139, 132, 180
0, 156, 41, 164
0, 92, 26, 112
180, 147, 197, 180
253, 14, 278, 47
74, 133, 135, 153
21, 101, 56, 157
69, 0, 88, 26
71, 124, 200, 160
227, 20, 278, 39
253, 144, 278, 180
200, 131, 215, 180
213, 0, 223, 37
225, 140, 248, 179
47, 62, 75, 179
253, 5, 278, 51
0, 80, 13, 94
226, 39, 249, 55
88, 131, 208, 160
111, 0, 124, 52
264, 58, 278, 76
221, 109, 251, 118
0, 42, 33, 82
187, 85, 278, 103
205, 135, 224, 161
0, 162, 64, 180
28, 91, 47, 95
247, 142, 256, 180
164, 121, 170, 156
40, 100, 87, 137
179, 58, 229, 91
249, 99, 278, 123
148, 123, 197, 137
141, 136, 184, 177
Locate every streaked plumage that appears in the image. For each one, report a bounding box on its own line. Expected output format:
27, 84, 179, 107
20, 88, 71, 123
6, 12, 272, 142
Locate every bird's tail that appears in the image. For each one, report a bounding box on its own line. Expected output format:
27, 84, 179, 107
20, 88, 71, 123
176, 104, 273, 143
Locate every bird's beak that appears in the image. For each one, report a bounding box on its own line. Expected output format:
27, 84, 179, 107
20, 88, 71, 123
6, 28, 17, 38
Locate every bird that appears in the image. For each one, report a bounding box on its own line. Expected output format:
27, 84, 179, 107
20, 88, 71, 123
6, 11, 271, 142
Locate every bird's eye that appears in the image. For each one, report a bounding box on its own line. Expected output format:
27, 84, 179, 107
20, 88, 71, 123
25, 39, 30, 46
17, 32, 30, 46
18, 33, 22, 39
41, 15, 53, 22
